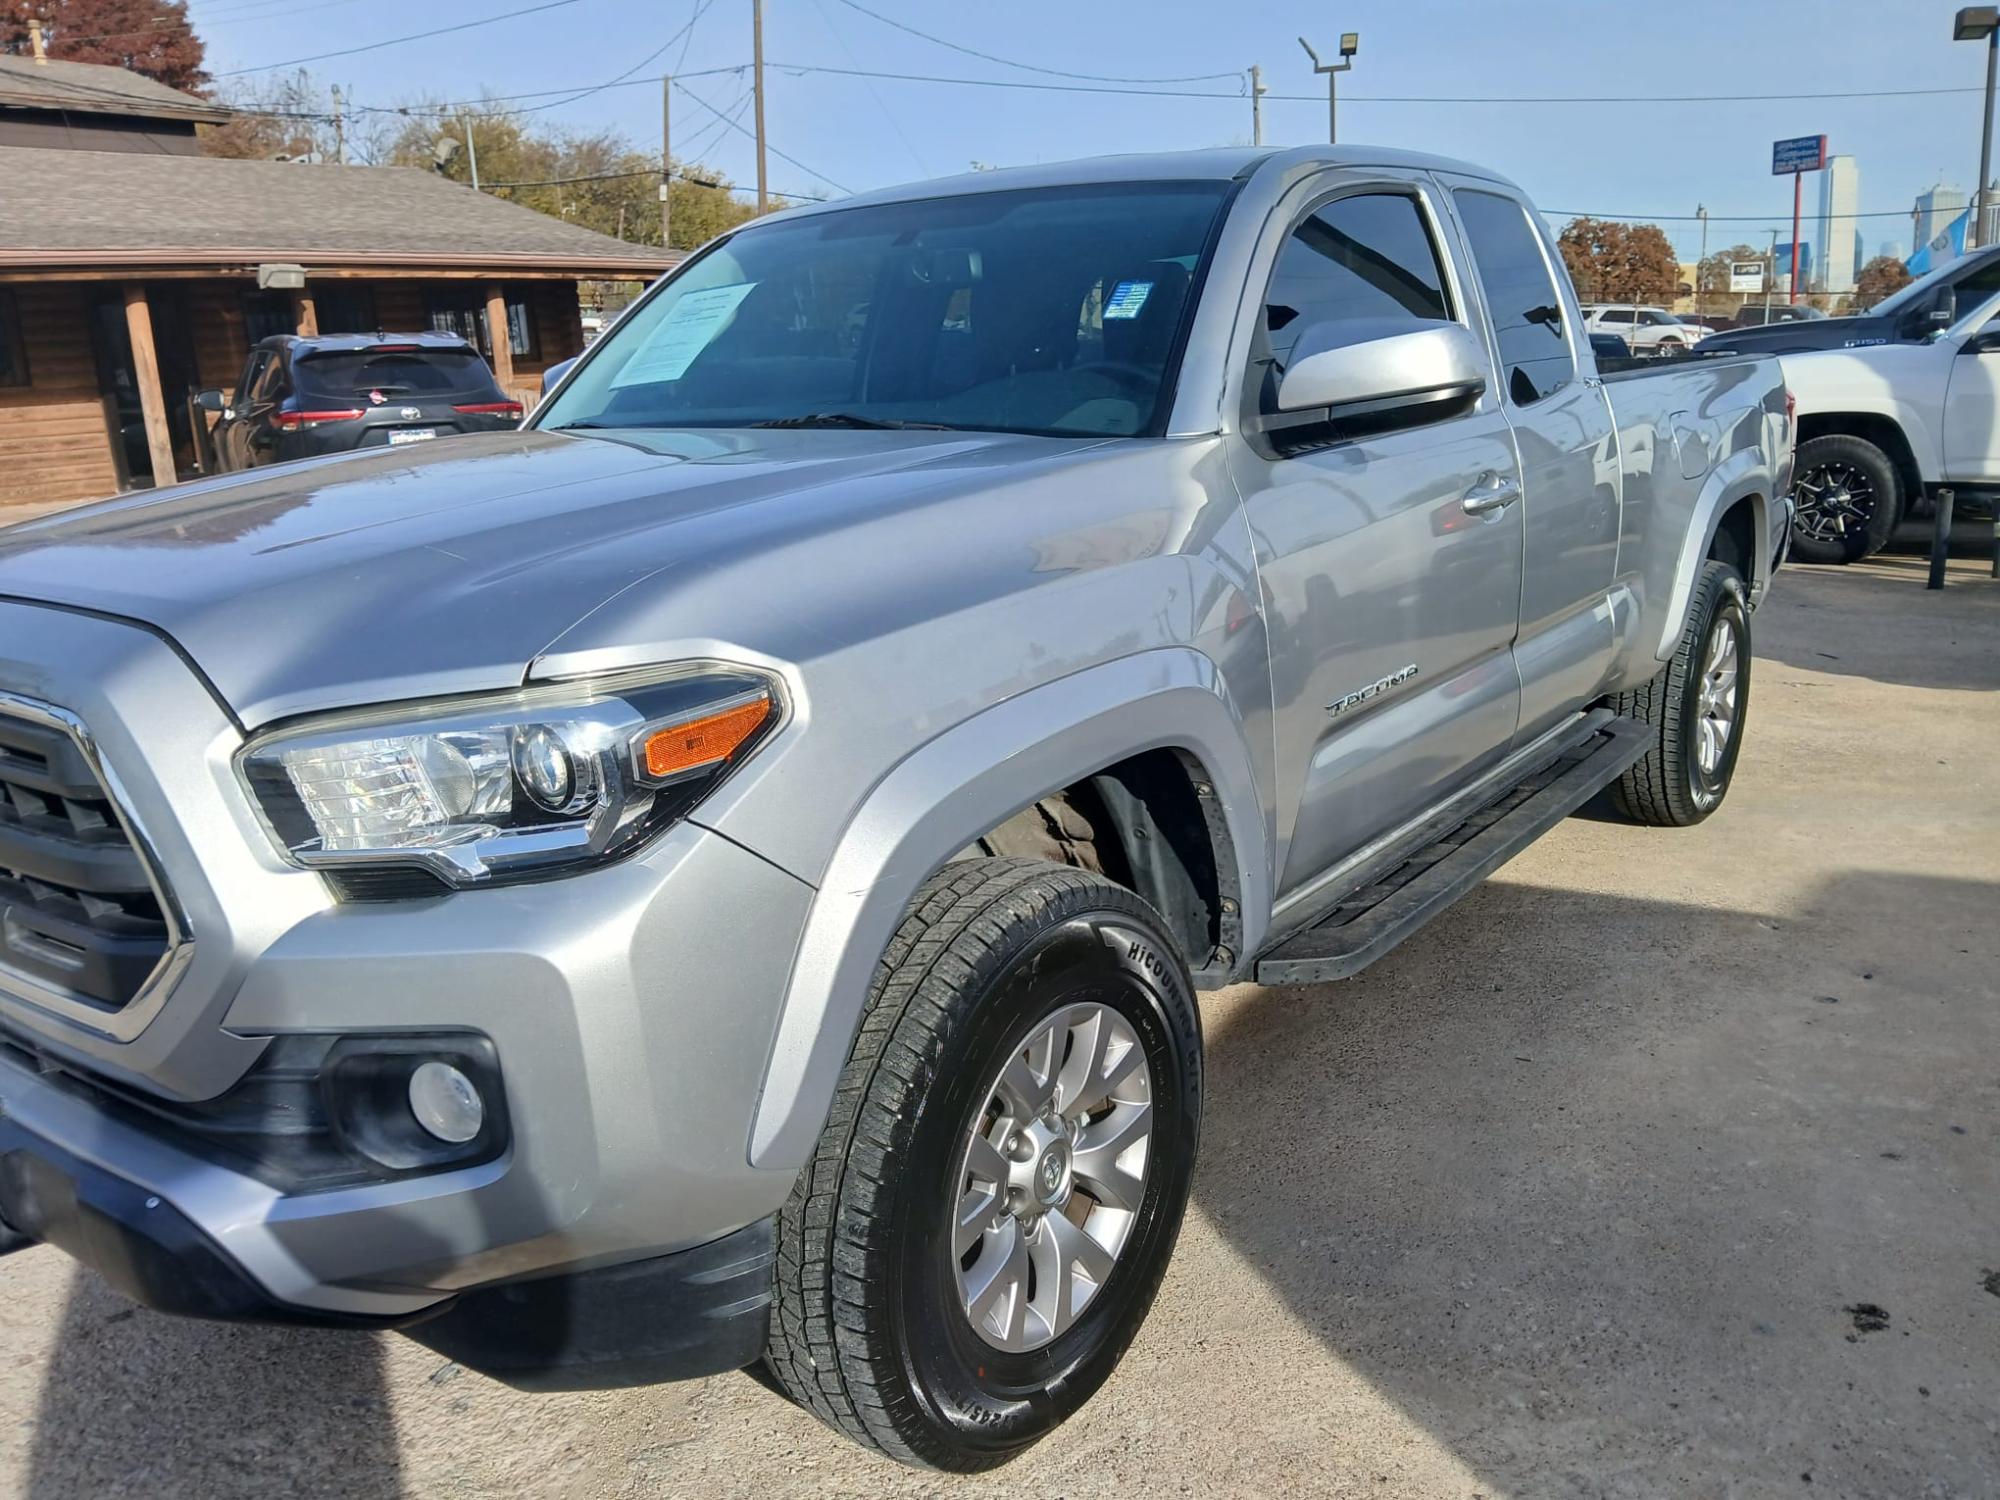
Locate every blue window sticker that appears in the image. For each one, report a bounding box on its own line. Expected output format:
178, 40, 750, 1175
1103, 279, 1154, 320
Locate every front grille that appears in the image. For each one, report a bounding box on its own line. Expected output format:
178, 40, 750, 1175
0, 706, 171, 1013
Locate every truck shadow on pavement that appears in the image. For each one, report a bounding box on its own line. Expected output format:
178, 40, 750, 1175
1193, 870, 1999, 1497
26, 1270, 399, 1498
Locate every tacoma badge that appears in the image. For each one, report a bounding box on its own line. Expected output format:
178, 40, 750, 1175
1327, 663, 1418, 716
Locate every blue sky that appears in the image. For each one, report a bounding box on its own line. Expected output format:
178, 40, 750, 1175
195, 0, 1983, 263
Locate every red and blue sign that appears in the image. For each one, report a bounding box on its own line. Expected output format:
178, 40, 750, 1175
1772, 135, 1828, 175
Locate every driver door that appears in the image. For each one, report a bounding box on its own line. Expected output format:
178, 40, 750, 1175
1227, 177, 1526, 902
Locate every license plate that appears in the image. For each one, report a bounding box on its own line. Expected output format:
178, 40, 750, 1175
388, 428, 438, 446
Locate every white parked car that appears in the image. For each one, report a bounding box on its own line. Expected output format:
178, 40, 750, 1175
1579, 304, 1705, 356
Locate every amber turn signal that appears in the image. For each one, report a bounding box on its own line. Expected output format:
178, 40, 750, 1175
642, 696, 772, 781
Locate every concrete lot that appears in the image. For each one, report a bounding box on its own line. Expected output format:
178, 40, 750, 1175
1, 552, 1996, 1499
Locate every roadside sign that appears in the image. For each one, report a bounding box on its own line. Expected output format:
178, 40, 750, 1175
1729, 261, 1765, 293
1772, 135, 1828, 175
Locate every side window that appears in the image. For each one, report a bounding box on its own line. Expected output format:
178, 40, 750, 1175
1454, 189, 1574, 406
250, 353, 286, 404
236, 352, 267, 404
1603, 308, 1635, 324
1260, 191, 1451, 392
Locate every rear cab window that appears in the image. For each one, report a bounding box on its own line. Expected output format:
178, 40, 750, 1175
1452, 189, 1576, 406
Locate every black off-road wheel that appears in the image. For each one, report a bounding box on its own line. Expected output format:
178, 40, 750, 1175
1612, 559, 1751, 827
763, 857, 1202, 1470
1790, 434, 1901, 564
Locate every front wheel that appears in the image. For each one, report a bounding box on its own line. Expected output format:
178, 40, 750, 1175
1611, 558, 1751, 827
764, 858, 1202, 1470
1790, 434, 1901, 564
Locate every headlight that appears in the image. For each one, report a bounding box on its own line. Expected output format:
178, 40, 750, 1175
237, 665, 780, 889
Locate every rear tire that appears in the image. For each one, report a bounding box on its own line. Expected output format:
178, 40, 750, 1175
1790, 434, 1900, 564
1612, 559, 1750, 827
763, 857, 1202, 1470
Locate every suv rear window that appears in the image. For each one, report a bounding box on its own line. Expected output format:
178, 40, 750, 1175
296, 350, 498, 398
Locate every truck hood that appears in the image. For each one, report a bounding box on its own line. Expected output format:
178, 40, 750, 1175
0, 428, 1107, 726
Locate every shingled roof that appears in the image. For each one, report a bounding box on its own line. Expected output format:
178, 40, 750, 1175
0, 54, 231, 124
0, 145, 680, 276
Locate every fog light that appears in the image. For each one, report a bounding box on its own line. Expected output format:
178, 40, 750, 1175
408, 1060, 484, 1143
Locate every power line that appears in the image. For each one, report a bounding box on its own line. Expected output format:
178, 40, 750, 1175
811, 0, 925, 175
216, 0, 580, 77
826, 0, 1241, 85
481, 163, 828, 201
517, 0, 717, 115
1553, 208, 1926, 222
673, 77, 849, 193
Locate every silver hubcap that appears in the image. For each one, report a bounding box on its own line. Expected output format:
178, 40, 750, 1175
951, 1001, 1154, 1353
1694, 616, 1739, 798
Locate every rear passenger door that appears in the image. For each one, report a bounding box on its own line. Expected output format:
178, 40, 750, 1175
1227, 176, 1527, 902
1440, 180, 1622, 743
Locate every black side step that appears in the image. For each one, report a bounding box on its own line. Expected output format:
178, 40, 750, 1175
1255, 716, 1652, 985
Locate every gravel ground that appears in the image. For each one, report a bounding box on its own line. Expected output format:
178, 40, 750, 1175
2, 553, 1997, 1500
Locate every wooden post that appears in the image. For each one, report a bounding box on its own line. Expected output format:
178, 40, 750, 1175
293, 290, 319, 336
122, 285, 177, 489
483, 283, 515, 393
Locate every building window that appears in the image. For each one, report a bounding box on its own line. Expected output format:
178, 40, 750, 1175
425, 289, 539, 360
315, 285, 378, 335
0, 290, 28, 387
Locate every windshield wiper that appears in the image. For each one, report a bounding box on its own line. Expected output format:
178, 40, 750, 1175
550, 419, 620, 430
747, 412, 951, 430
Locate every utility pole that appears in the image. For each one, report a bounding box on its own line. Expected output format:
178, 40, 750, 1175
1955, 8, 1999, 248
753, 0, 769, 212
661, 75, 673, 249
1695, 203, 1708, 322
461, 111, 480, 191
1764, 229, 1778, 319
331, 84, 346, 165
1249, 64, 1267, 146
1298, 31, 1358, 145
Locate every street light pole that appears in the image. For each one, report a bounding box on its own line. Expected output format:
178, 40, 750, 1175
1298, 32, 1358, 145
1696, 204, 1708, 322
1956, 7, 1999, 249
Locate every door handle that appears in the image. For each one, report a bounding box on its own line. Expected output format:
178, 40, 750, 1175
1461, 474, 1521, 515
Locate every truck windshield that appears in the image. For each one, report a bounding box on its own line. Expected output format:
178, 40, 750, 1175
537, 181, 1233, 439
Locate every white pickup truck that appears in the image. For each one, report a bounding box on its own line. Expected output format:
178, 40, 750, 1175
1704, 246, 2000, 562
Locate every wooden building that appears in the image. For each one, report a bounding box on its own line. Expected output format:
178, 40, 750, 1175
0, 57, 675, 516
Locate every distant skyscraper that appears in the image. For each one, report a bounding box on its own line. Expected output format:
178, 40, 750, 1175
1815, 155, 1861, 292
1914, 183, 1969, 254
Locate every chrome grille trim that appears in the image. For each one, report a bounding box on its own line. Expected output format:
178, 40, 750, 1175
0, 690, 194, 1040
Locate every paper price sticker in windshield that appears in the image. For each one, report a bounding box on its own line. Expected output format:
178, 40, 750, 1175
1103, 280, 1154, 320
610, 281, 758, 387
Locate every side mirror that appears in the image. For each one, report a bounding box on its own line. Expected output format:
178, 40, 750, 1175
195, 389, 231, 415
1275, 318, 1487, 417
1927, 286, 1958, 329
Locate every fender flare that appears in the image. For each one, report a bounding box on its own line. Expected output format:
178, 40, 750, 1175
1654, 446, 1769, 662
744, 646, 1269, 1171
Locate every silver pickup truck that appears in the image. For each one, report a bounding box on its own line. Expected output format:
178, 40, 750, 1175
0, 147, 1789, 1469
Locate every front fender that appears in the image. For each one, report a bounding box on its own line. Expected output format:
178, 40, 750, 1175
741, 646, 1268, 1171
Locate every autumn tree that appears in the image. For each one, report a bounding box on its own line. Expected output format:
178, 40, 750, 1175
1851, 255, 1914, 311
1, 0, 206, 91
1557, 218, 1680, 304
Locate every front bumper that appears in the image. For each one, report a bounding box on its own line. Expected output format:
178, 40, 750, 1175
0, 1102, 776, 1385
0, 599, 812, 1353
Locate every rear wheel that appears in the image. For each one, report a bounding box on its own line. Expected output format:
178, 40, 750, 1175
1612, 559, 1750, 827
764, 857, 1202, 1470
1790, 434, 1901, 564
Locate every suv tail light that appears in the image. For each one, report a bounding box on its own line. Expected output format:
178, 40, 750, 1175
452, 401, 524, 417
274, 408, 365, 430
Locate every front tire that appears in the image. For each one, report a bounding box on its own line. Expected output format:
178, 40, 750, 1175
1790, 434, 1901, 564
1612, 559, 1750, 827
764, 858, 1202, 1470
